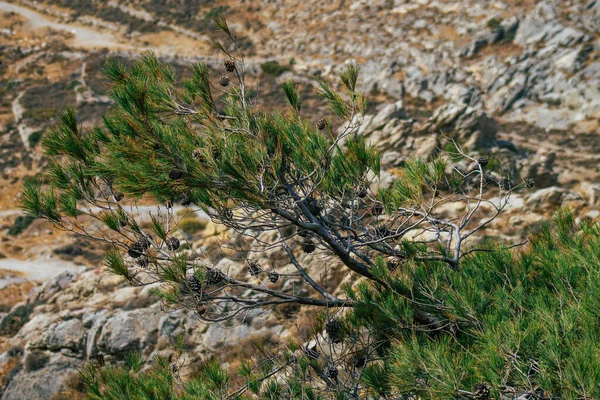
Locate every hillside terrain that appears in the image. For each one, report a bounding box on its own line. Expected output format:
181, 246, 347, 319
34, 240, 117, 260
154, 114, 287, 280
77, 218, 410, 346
0, 0, 598, 398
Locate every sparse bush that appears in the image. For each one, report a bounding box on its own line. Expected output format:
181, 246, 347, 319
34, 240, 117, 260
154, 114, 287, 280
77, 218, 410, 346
204, 6, 228, 22
487, 17, 502, 30
8, 215, 34, 236
260, 60, 292, 77
0, 303, 35, 336
25, 350, 49, 372
28, 130, 44, 148
177, 217, 207, 234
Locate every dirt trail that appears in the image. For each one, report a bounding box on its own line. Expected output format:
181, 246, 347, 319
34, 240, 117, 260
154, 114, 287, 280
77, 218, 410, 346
0, 1, 212, 58
11, 90, 35, 149
0, 1, 135, 51
0, 258, 86, 282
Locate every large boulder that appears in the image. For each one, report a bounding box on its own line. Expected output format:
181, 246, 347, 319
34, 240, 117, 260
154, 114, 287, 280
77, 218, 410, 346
96, 306, 162, 355
526, 187, 584, 212
1, 353, 79, 400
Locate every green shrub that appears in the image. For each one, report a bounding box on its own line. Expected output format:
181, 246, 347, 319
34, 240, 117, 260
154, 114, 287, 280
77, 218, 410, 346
348, 210, 600, 399
204, 6, 229, 22
260, 61, 292, 77
28, 130, 44, 148
80, 213, 600, 399
8, 215, 35, 236
178, 217, 207, 234
0, 303, 35, 336
487, 17, 502, 30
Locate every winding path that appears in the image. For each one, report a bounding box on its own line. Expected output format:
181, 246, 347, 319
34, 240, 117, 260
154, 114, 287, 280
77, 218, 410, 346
0, 1, 135, 51
0, 258, 86, 283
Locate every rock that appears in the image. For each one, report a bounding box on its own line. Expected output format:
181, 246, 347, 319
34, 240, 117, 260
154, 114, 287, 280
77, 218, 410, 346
430, 103, 467, 131
202, 319, 284, 350
578, 209, 600, 223
554, 46, 584, 74
1, 353, 79, 400
520, 152, 558, 188
83, 309, 109, 359
408, 134, 439, 160
525, 187, 582, 211
380, 151, 403, 167
580, 182, 600, 205
369, 100, 406, 130
30, 271, 76, 303
96, 306, 162, 355
41, 318, 85, 353
515, 17, 562, 46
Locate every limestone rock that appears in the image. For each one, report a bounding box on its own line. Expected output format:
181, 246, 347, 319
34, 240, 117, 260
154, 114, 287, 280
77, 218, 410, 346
96, 306, 162, 355
41, 318, 85, 353
526, 187, 583, 211
1, 353, 79, 400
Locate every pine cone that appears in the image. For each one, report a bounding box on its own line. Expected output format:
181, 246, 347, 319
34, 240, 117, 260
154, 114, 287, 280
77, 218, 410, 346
219, 76, 230, 86
484, 173, 496, 185
224, 59, 236, 72
325, 364, 338, 380
304, 197, 322, 216
472, 382, 490, 400
477, 156, 489, 167
525, 177, 535, 188
127, 243, 144, 258
325, 320, 342, 343
169, 169, 184, 180
500, 177, 512, 190
136, 236, 151, 251
375, 225, 391, 238
137, 255, 149, 268
301, 239, 316, 254
166, 237, 180, 251
357, 186, 368, 198
317, 118, 326, 130
268, 271, 279, 283
372, 203, 384, 216
113, 192, 124, 202
204, 268, 223, 285
248, 260, 261, 276
297, 228, 310, 238
340, 215, 351, 227
387, 259, 398, 272
188, 275, 203, 294
180, 194, 191, 206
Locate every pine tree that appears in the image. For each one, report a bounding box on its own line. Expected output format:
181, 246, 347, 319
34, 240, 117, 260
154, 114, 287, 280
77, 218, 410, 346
20, 16, 545, 399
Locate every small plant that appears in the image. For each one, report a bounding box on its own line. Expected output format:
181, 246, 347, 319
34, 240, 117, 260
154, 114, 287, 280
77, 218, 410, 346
27, 130, 44, 148
487, 17, 502, 30
25, 350, 49, 372
8, 215, 35, 236
260, 60, 292, 77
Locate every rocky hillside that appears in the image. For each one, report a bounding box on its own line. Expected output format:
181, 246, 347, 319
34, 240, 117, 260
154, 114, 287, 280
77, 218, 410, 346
0, 0, 598, 398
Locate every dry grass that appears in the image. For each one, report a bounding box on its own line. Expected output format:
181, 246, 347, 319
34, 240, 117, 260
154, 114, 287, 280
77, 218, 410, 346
0, 281, 36, 311
0, 357, 21, 389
